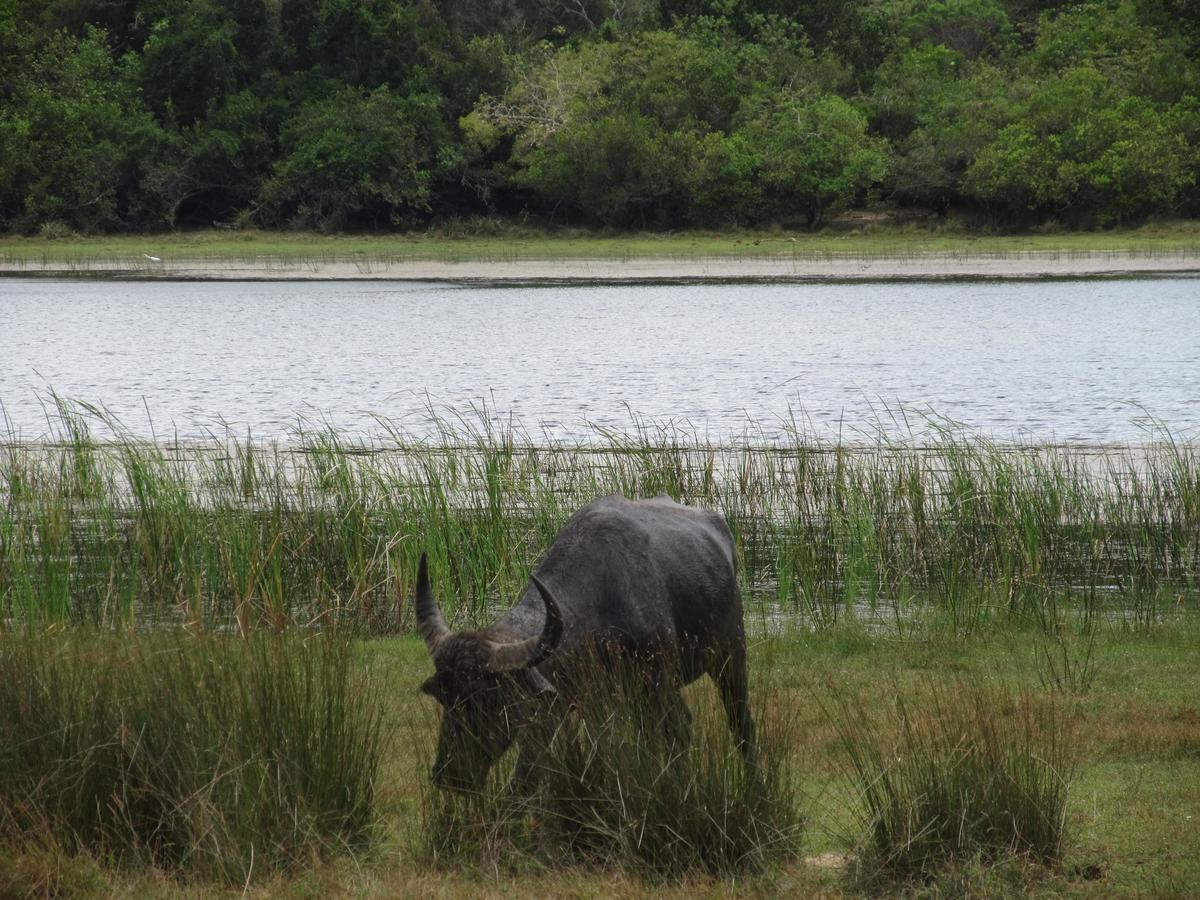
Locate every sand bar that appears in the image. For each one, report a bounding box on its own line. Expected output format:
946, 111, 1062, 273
2, 250, 1200, 281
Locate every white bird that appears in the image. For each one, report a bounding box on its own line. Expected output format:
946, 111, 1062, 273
143, 254, 161, 262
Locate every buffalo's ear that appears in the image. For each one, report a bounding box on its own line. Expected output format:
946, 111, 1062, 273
420, 676, 439, 698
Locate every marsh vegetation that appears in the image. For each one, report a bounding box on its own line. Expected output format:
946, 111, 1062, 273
3, 403, 1197, 632
0, 404, 1197, 895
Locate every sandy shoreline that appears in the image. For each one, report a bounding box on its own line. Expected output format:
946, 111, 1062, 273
3, 250, 1200, 281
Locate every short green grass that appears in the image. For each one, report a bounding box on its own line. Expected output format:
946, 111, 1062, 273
1, 220, 1200, 267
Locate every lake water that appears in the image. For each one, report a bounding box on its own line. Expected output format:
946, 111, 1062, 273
2, 276, 1198, 443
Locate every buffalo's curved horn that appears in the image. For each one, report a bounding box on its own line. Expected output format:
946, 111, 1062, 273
415, 553, 450, 653
488, 574, 564, 672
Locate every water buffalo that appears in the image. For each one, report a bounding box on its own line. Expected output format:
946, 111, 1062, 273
416, 492, 755, 793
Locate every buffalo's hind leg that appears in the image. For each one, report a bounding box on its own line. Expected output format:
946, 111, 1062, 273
711, 643, 757, 763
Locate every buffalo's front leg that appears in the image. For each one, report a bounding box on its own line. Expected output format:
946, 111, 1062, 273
506, 699, 570, 796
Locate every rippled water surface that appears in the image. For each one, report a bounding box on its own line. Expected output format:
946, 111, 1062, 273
2, 277, 1197, 442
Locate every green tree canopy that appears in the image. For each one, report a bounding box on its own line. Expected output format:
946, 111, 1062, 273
258, 86, 449, 231
964, 67, 1198, 223
465, 25, 881, 226
0, 0, 1198, 232
0, 26, 167, 232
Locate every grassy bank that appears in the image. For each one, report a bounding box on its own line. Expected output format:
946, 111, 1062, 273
1, 624, 1195, 897
3, 406, 1197, 632
2, 221, 1200, 267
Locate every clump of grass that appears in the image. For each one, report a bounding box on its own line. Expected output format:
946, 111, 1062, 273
36, 221, 78, 241
422, 657, 802, 877
1037, 625, 1101, 695
0, 834, 111, 899
0, 631, 386, 883
825, 677, 1078, 886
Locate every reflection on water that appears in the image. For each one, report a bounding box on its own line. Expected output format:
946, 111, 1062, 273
2, 277, 1198, 442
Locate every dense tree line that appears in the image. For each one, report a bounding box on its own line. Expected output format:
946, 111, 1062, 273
1, 0, 1198, 233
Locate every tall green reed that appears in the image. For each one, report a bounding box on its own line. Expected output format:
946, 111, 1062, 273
2, 400, 1197, 632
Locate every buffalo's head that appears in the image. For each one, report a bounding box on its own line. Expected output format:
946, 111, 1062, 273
415, 553, 563, 792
